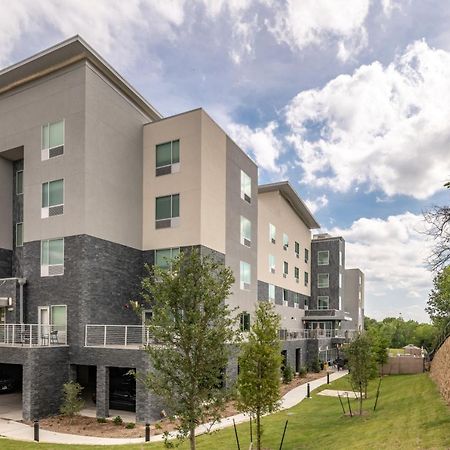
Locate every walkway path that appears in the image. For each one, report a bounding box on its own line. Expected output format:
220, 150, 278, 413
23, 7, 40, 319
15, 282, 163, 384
0, 370, 348, 446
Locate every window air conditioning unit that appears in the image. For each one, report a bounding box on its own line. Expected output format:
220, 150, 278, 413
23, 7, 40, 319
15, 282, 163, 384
283, 273, 287, 278
244, 193, 251, 204
243, 283, 251, 290
271, 238, 276, 244
41, 205, 64, 218
270, 268, 275, 274
295, 278, 299, 283
243, 238, 251, 247
41, 264, 64, 277
283, 244, 288, 250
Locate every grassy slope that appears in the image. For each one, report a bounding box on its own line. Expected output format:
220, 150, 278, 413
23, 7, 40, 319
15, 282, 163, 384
1, 374, 449, 450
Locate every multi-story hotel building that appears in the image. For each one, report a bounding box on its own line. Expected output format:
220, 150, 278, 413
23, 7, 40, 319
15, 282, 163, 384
0, 36, 363, 422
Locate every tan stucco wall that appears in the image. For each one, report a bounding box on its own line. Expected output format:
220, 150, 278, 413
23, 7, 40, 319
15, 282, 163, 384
0, 63, 87, 244
143, 110, 202, 250
258, 190, 312, 296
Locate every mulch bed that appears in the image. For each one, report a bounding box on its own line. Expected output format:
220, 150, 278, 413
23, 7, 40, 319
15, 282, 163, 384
29, 370, 332, 438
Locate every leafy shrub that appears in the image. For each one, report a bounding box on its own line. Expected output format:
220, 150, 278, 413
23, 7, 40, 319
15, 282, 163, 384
60, 381, 84, 417
282, 365, 294, 384
113, 415, 123, 425
97, 417, 107, 423
126, 422, 136, 429
308, 358, 321, 373
298, 366, 307, 377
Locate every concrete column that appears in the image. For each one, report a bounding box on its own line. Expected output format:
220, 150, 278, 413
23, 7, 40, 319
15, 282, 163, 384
96, 365, 109, 419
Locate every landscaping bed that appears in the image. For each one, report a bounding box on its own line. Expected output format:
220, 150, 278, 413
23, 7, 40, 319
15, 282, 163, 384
26, 370, 330, 438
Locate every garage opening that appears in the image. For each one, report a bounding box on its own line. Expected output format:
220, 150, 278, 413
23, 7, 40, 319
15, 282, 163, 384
109, 367, 136, 413
0, 364, 23, 420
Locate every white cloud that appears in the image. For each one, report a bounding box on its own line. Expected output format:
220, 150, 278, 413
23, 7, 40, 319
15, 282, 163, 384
329, 212, 433, 321
287, 40, 450, 200
227, 121, 284, 174
305, 195, 328, 214
266, 0, 370, 62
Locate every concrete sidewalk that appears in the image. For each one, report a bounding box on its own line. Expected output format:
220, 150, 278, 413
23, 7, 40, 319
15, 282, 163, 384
0, 370, 348, 446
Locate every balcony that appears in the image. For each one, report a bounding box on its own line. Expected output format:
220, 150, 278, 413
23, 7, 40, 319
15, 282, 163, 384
303, 309, 351, 321
0, 324, 67, 347
84, 325, 150, 349
279, 328, 358, 340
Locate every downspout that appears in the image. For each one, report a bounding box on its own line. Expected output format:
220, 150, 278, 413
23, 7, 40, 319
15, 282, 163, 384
18, 278, 26, 324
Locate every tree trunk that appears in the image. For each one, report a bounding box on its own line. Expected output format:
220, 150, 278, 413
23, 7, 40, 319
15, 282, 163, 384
256, 408, 261, 450
359, 383, 363, 416
190, 425, 196, 450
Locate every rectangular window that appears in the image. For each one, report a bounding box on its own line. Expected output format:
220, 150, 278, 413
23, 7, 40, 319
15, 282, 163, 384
51, 305, 67, 328
16, 223, 23, 247
283, 289, 289, 306
268, 284, 275, 302
283, 261, 288, 277
293, 293, 300, 308
304, 271, 309, 286
240, 216, 251, 247
339, 250, 343, 266
155, 194, 180, 228
339, 273, 342, 288
42, 120, 64, 159
304, 248, 309, 263
294, 267, 299, 280
240, 261, 251, 290
318, 296, 330, 310
16, 171, 23, 195
359, 275, 362, 285
295, 241, 300, 257
240, 170, 251, 203
41, 179, 64, 218
317, 273, 329, 288
155, 139, 180, 175
318, 250, 329, 265
269, 254, 275, 273
283, 233, 289, 249
339, 295, 342, 310
269, 223, 276, 243
240, 312, 251, 332
155, 247, 180, 270
41, 238, 64, 276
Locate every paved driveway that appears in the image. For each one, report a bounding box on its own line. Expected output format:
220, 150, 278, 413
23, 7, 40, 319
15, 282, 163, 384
0, 392, 22, 420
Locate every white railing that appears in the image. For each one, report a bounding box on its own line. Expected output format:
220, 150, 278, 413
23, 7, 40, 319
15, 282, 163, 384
0, 324, 67, 347
279, 329, 359, 340
85, 325, 149, 348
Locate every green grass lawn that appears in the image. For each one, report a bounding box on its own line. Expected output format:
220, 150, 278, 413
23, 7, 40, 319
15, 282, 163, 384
1, 374, 449, 450
389, 348, 406, 354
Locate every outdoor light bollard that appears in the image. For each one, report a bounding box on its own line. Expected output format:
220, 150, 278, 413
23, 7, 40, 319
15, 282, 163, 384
33, 420, 39, 442
307, 383, 310, 398
327, 372, 330, 384
145, 423, 150, 442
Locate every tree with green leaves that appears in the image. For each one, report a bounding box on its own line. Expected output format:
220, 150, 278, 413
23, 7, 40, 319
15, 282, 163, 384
236, 302, 282, 450
139, 249, 238, 450
345, 334, 376, 415
426, 266, 450, 332
60, 381, 84, 421
366, 328, 389, 376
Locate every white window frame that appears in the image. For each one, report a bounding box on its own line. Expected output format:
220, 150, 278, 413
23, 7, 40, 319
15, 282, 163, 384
40, 238, 64, 277
268, 284, 275, 302
16, 170, 23, 195
269, 223, 276, 243
155, 139, 180, 173
283, 233, 289, 250
295, 241, 300, 257
339, 273, 342, 288
304, 248, 309, 263
304, 271, 309, 286
15, 223, 23, 247
41, 119, 65, 161
294, 266, 299, 281
41, 178, 64, 219
155, 193, 180, 228
317, 273, 329, 288
283, 261, 288, 277
155, 247, 180, 270
240, 261, 251, 290
317, 296, 330, 310
339, 250, 343, 266
283, 289, 289, 306
269, 254, 275, 273
317, 250, 329, 266
240, 216, 251, 247
240, 170, 251, 203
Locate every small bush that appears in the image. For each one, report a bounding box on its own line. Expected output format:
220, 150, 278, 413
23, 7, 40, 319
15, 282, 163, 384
282, 365, 294, 384
60, 381, 84, 417
308, 358, 321, 373
125, 422, 136, 429
97, 417, 107, 423
298, 366, 307, 377
113, 415, 123, 425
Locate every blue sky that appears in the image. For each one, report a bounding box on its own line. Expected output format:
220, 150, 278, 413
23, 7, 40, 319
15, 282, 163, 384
2, 0, 449, 322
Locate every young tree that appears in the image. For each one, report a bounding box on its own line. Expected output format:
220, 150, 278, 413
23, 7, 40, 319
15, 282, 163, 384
426, 266, 450, 332
345, 334, 376, 415
140, 249, 238, 450
236, 302, 282, 450
366, 328, 389, 376
60, 381, 84, 421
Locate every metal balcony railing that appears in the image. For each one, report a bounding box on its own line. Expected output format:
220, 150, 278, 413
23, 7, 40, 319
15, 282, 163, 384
84, 324, 150, 348
0, 324, 67, 347
279, 328, 359, 340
